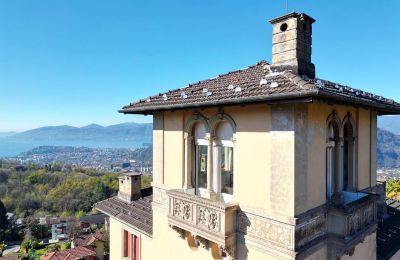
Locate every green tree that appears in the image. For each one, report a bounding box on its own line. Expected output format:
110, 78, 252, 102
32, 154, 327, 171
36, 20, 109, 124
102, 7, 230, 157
0, 200, 8, 232
21, 238, 39, 253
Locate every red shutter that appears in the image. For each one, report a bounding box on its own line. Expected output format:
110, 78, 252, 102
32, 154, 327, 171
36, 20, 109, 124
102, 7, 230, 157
134, 235, 140, 260
128, 233, 132, 259
123, 230, 129, 257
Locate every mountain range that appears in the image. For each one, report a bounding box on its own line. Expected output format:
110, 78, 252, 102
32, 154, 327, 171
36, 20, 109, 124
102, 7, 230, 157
379, 116, 400, 135
10, 122, 153, 142
1, 118, 400, 168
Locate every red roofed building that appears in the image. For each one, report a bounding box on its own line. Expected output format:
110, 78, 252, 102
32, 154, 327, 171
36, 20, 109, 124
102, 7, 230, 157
40, 246, 96, 260
72, 232, 106, 260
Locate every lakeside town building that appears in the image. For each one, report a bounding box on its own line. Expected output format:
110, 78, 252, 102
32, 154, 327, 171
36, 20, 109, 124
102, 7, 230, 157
95, 12, 400, 259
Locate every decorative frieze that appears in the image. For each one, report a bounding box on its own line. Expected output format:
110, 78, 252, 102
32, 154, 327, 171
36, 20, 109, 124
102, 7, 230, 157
197, 206, 220, 232
173, 199, 192, 222
347, 203, 375, 237
237, 210, 294, 250
167, 189, 238, 258
295, 214, 326, 249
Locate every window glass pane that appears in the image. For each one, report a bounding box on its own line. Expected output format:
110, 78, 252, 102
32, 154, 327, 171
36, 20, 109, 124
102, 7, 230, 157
196, 145, 207, 189
220, 146, 233, 194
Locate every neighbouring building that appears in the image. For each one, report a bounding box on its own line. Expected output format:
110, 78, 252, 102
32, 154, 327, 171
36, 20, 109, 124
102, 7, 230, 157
72, 232, 107, 260
95, 12, 400, 259
41, 246, 97, 260
0, 257, 18, 260
50, 222, 68, 243
79, 214, 107, 233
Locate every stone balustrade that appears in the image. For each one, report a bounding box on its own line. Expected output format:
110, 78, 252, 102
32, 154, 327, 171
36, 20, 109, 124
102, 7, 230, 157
167, 189, 238, 257
327, 192, 378, 259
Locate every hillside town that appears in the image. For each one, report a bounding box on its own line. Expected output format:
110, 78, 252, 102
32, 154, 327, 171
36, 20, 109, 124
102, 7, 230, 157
0, 212, 109, 260
7, 146, 152, 173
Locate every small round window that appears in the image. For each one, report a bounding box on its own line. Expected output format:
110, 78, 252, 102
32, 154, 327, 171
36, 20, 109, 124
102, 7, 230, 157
280, 23, 288, 32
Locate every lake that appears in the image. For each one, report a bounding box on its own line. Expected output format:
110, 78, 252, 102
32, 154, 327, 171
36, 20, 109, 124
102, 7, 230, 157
0, 137, 148, 157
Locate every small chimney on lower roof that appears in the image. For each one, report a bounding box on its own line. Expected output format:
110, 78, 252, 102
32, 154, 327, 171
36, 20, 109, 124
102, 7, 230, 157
269, 12, 316, 78
118, 172, 142, 203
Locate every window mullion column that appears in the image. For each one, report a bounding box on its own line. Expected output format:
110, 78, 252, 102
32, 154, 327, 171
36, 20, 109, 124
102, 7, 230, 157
206, 133, 216, 199
184, 133, 193, 189
338, 137, 345, 193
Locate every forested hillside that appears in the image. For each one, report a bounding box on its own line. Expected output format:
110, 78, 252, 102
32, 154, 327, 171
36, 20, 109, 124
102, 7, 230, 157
377, 128, 400, 168
0, 161, 151, 218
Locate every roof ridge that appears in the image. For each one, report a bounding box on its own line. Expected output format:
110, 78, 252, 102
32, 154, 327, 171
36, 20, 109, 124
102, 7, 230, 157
281, 71, 315, 89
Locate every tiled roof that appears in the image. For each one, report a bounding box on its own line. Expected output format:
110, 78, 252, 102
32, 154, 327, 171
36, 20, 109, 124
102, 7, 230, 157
377, 200, 400, 260
120, 60, 400, 115
73, 231, 106, 247
40, 246, 96, 260
0, 257, 18, 260
79, 213, 106, 225
94, 187, 153, 237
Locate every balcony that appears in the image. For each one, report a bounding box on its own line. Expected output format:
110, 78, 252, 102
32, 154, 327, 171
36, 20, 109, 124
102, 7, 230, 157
167, 189, 238, 257
327, 191, 379, 258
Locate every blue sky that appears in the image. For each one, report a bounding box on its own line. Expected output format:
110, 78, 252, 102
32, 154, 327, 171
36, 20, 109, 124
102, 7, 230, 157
0, 1, 399, 132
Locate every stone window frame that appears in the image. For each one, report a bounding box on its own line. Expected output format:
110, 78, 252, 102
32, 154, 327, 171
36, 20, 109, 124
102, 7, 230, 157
209, 111, 237, 201
326, 111, 342, 200
183, 111, 237, 200
326, 111, 358, 201
342, 113, 358, 191
122, 226, 141, 260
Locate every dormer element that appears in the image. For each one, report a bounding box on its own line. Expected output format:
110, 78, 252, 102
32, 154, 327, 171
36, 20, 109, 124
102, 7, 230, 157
269, 12, 316, 78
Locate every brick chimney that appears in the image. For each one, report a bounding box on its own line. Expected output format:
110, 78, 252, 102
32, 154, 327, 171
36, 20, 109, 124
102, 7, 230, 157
269, 12, 316, 78
118, 172, 142, 202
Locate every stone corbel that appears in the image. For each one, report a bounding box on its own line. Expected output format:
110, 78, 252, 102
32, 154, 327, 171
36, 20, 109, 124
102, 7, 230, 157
169, 224, 185, 239
194, 235, 210, 249
219, 245, 236, 259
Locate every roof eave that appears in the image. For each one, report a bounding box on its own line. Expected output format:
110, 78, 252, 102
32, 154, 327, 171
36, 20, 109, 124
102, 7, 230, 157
316, 90, 400, 115
119, 90, 400, 115
118, 90, 320, 115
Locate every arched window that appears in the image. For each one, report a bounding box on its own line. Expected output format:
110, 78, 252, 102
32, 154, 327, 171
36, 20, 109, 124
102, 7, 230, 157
326, 113, 341, 200
183, 113, 210, 197
192, 122, 208, 195
210, 112, 236, 202
343, 115, 356, 191
214, 121, 234, 197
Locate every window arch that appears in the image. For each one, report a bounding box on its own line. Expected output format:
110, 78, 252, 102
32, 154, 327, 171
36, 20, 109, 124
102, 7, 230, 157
342, 113, 357, 191
210, 112, 236, 201
183, 113, 210, 195
326, 112, 342, 200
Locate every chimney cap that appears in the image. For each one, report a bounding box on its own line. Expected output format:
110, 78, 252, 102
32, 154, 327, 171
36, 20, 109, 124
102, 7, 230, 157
118, 171, 142, 178
269, 12, 315, 24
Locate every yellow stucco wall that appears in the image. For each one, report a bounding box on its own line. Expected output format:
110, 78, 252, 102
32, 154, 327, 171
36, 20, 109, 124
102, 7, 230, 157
114, 101, 378, 260
302, 103, 376, 214
155, 103, 376, 217
358, 108, 372, 190
109, 216, 155, 260
163, 111, 185, 188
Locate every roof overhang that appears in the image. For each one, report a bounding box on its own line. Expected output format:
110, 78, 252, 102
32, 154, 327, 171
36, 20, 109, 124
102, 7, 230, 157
119, 90, 400, 116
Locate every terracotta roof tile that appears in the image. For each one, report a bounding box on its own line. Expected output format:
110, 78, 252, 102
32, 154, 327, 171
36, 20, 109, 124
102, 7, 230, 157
120, 60, 400, 114
40, 246, 96, 260
94, 187, 153, 237
73, 231, 106, 247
